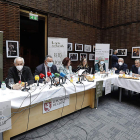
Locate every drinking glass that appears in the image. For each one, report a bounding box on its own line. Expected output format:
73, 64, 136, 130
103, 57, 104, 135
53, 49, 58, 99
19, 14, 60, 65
8, 78, 14, 89
126, 69, 129, 75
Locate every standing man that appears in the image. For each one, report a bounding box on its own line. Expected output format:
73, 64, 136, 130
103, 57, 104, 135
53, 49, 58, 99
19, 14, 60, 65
6, 57, 34, 89
131, 59, 140, 77
34, 55, 58, 83
111, 50, 118, 68
114, 58, 128, 74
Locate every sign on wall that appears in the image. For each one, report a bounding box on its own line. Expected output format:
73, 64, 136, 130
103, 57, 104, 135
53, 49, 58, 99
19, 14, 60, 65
48, 37, 68, 68
0, 101, 11, 133
43, 95, 69, 114
0, 31, 3, 81
95, 43, 110, 72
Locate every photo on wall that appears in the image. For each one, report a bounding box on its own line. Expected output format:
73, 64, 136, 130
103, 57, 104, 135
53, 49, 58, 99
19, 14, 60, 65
132, 47, 140, 58
80, 53, 87, 61
84, 45, 91, 52
69, 53, 78, 61
75, 43, 83, 51
109, 49, 113, 55
67, 43, 72, 51
89, 53, 95, 61
117, 49, 127, 56
6, 40, 19, 58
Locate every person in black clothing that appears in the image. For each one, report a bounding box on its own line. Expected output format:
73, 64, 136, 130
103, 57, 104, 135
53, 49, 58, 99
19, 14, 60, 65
77, 58, 90, 74
6, 57, 34, 89
112, 50, 118, 67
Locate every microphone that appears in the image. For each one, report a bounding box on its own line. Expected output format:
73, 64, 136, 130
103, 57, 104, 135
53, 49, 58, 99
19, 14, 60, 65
35, 75, 39, 86
54, 73, 60, 77
39, 73, 46, 84
47, 72, 52, 77
60, 72, 67, 78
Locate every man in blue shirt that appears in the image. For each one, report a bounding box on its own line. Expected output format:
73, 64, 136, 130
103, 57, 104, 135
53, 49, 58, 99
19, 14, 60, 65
114, 58, 128, 74
112, 50, 118, 68
131, 59, 140, 77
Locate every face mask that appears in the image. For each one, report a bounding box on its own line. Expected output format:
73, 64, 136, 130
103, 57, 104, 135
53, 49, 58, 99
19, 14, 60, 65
119, 62, 123, 66
100, 61, 104, 65
47, 62, 53, 67
16, 66, 23, 71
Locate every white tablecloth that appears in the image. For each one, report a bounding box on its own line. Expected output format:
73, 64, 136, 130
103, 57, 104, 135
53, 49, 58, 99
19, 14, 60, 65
113, 77, 140, 93
0, 75, 118, 109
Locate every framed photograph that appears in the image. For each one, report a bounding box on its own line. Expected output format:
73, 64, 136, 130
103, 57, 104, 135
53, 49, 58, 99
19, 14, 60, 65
6, 40, 19, 58
75, 43, 83, 51
84, 45, 91, 52
67, 43, 72, 51
117, 49, 127, 56
109, 49, 113, 55
69, 53, 78, 61
80, 53, 87, 61
132, 47, 140, 58
93, 45, 95, 52
89, 53, 95, 61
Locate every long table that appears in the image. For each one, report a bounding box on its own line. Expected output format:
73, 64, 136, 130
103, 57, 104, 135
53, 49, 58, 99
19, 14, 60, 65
0, 75, 119, 140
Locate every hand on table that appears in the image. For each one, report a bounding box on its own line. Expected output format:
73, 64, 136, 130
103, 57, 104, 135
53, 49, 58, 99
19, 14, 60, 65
45, 77, 50, 83
13, 83, 22, 90
119, 71, 124, 74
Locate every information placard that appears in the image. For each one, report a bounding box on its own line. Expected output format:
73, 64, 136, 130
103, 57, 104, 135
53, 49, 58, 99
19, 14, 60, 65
96, 81, 103, 99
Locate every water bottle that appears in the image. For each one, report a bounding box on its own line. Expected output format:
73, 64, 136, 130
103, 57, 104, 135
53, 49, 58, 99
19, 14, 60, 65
130, 71, 132, 77
1, 81, 6, 90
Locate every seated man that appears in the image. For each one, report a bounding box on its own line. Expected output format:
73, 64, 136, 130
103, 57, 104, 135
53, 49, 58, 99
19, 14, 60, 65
131, 59, 140, 77
114, 58, 128, 74
34, 55, 58, 83
6, 57, 34, 89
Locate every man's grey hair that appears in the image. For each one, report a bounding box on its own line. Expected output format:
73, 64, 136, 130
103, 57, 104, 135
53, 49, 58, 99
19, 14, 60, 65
118, 58, 124, 61
45, 55, 52, 61
98, 56, 105, 61
14, 57, 24, 64
113, 49, 117, 54
135, 59, 140, 63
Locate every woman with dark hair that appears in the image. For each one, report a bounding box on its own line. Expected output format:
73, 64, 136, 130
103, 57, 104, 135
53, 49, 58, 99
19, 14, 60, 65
77, 58, 90, 73
58, 57, 73, 75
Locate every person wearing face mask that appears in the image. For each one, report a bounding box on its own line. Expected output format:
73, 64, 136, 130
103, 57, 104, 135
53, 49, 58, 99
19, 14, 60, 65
58, 57, 73, 75
34, 55, 58, 83
6, 57, 34, 89
95, 57, 106, 74
114, 58, 128, 74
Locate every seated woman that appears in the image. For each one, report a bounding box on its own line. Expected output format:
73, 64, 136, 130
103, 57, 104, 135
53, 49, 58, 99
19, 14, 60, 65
77, 58, 90, 73
58, 57, 73, 75
95, 57, 106, 73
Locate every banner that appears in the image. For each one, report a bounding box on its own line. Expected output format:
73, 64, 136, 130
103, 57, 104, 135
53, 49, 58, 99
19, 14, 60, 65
96, 81, 103, 99
43, 95, 69, 114
95, 43, 110, 72
105, 78, 112, 95
0, 101, 11, 133
0, 31, 3, 81
48, 37, 68, 68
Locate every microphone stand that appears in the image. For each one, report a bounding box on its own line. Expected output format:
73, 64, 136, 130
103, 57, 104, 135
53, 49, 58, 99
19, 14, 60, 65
21, 75, 30, 92
76, 75, 82, 84
37, 80, 39, 86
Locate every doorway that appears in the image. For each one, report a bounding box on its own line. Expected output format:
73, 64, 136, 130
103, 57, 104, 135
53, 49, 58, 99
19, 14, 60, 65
20, 10, 47, 74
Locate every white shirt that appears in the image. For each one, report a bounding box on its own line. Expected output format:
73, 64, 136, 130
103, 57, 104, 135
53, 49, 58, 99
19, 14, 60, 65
44, 64, 51, 77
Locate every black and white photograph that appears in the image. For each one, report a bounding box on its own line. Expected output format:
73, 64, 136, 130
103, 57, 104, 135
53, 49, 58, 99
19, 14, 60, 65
132, 47, 140, 58
6, 40, 19, 58
69, 53, 78, 61
67, 43, 73, 51
84, 45, 91, 52
93, 45, 96, 52
89, 53, 95, 60
117, 49, 127, 56
75, 43, 83, 51
80, 53, 87, 61
109, 49, 113, 55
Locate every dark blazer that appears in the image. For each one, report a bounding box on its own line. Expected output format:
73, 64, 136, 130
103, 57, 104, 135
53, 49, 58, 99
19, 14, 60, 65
34, 63, 58, 83
94, 63, 106, 72
131, 65, 138, 74
111, 54, 118, 67
115, 63, 128, 74
6, 66, 34, 87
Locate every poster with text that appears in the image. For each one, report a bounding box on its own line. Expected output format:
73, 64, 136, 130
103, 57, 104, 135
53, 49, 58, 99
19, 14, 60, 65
95, 44, 110, 72
48, 37, 68, 68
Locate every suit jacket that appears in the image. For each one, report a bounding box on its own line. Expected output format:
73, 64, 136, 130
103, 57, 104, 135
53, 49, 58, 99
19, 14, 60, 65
115, 63, 128, 74
34, 63, 58, 83
131, 65, 138, 74
58, 65, 73, 75
94, 63, 106, 72
111, 54, 118, 67
6, 66, 34, 88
